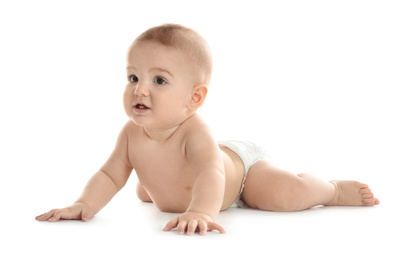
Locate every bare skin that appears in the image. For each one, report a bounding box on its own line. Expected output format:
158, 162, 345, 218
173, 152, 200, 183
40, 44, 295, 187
239, 160, 379, 212
36, 40, 236, 235
35, 116, 241, 234
36, 118, 380, 234
36, 28, 379, 236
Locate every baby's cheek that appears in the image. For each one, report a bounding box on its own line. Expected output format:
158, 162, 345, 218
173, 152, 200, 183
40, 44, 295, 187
123, 89, 133, 106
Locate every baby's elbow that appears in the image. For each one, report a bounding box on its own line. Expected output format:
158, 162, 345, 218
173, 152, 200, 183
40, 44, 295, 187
136, 182, 153, 202
217, 165, 226, 180
214, 168, 226, 185
99, 170, 126, 191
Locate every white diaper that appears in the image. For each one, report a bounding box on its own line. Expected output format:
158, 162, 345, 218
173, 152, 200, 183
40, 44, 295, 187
218, 140, 272, 208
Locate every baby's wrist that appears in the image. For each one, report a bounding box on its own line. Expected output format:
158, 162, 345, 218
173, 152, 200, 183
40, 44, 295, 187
185, 210, 216, 221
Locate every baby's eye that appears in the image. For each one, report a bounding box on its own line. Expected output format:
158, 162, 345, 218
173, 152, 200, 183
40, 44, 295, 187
154, 77, 167, 85
129, 75, 138, 83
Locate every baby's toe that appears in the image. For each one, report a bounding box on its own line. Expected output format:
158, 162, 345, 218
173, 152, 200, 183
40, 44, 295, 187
360, 187, 371, 195
362, 198, 374, 206
363, 197, 378, 206
362, 192, 374, 199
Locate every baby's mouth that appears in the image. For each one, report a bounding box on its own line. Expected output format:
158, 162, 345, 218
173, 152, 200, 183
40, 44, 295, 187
134, 103, 150, 110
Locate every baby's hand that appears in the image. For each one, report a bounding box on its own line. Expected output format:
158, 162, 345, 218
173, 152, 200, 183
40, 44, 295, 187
163, 212, 225, 236
35, 202, 94, 222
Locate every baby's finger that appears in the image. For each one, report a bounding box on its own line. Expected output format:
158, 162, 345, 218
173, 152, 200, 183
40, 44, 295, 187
186, 220, 198, 236
35, 213, 45, 220
207, 222, 226, 234
48, 210, 63, 222
36, 209, 57, 221
177, 220, 188, 235
198, 220, 207, 236
163, 216, 179, 231
81, 207, 93, 222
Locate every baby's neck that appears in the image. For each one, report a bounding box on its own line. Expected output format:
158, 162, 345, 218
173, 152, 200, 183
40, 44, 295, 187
142, 126, 180, 143
140, 113, 197, 142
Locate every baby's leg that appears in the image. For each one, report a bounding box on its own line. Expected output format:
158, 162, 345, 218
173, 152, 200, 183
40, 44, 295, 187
241, 160, 379, 212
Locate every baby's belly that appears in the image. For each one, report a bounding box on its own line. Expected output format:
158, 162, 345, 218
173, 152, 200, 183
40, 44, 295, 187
148, 186, 193, 213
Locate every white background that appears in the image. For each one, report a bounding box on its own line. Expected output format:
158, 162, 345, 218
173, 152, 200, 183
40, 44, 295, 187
1, 0, 399, 259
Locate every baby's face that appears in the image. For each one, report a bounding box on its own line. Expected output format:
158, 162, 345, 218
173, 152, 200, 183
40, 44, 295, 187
124, 41, 196, 130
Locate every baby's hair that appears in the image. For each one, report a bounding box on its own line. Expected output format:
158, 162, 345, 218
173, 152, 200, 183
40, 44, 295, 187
134, 24, 213, 86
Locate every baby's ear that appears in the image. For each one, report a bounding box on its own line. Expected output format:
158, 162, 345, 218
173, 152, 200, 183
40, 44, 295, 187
188, 84, 208, 111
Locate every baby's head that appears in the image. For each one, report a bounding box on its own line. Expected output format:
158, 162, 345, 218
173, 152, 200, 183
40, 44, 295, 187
133, 24, 213, 86
124, 24, 213, 130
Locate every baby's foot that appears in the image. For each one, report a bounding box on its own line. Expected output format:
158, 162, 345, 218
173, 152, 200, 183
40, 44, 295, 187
326, 180, 380, 206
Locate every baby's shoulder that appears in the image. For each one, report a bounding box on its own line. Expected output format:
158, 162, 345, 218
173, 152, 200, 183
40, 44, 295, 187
118, 120, 143, 143
120, 120, 138, 135
180, 114, 214, 146
181, 114, 211, 135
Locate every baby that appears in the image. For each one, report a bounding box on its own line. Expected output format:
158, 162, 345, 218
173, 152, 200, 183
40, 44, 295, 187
36, 24, 379, 235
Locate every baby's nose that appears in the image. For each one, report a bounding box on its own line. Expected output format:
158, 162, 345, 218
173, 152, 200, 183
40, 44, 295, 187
134, 83, 149, 96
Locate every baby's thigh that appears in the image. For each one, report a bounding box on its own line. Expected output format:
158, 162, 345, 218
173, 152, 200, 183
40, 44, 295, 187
241, 160, 302, 210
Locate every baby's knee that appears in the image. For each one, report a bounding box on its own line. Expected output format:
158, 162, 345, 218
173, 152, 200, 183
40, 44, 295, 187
268, 177, 309, 211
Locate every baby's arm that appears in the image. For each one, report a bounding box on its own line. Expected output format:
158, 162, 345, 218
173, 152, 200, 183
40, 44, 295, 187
185, 139, 225, 220
36, 122, 133, 222
164, 126, 225, 235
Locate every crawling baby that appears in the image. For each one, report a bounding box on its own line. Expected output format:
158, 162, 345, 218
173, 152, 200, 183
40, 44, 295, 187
36, 24, 379, 235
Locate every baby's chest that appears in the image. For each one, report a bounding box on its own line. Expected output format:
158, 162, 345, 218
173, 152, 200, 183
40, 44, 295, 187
129, 143, 195, 182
